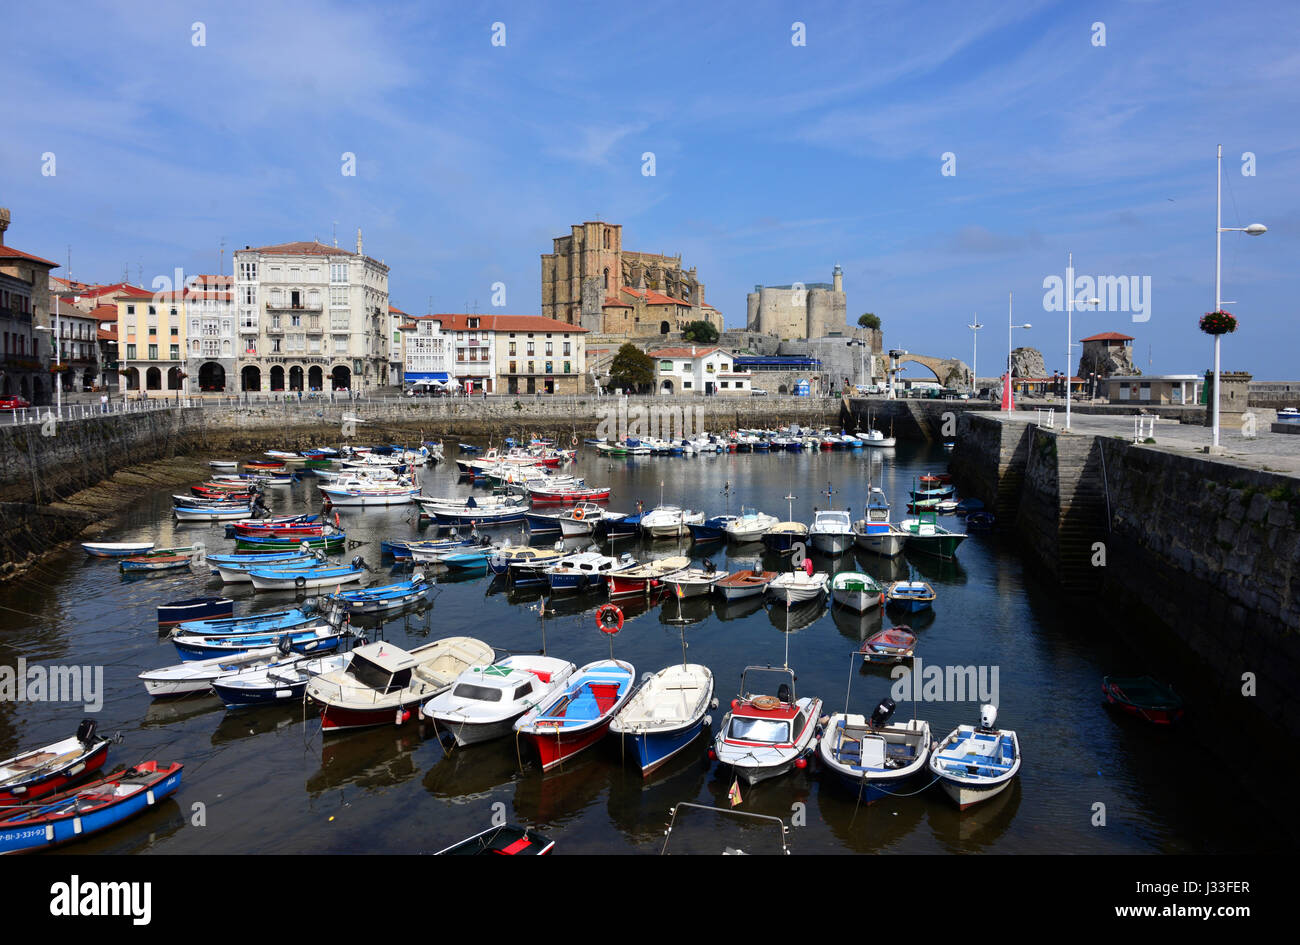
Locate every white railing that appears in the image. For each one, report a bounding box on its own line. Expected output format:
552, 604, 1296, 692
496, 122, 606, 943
1134, 415, 1156, 443
1035, 408, 1055, 428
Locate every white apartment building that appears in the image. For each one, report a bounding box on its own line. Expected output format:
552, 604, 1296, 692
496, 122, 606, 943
231, 233, 390, 392
651, 346, 751, 395
401, 315, 454, 386
185, 274, 235, 392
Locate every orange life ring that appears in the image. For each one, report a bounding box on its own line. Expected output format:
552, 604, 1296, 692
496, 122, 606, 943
751, 695, 781, 710
573, 507, 585, 521
596, 604, 623, 634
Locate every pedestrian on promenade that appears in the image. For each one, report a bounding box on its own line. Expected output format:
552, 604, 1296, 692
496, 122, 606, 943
100, 393, 107, 414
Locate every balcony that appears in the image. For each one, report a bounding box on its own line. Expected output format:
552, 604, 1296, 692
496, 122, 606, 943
265, 302, 323, 313
239, 324, 259, 334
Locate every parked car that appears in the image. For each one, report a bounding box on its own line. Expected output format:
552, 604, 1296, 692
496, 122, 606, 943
0, 396, 32, 410
750, 388, 769, 396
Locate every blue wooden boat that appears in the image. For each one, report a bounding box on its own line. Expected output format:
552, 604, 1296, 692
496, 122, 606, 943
208, 550, 311, 566
172, 624, 345, 660
688, 515, 736, 544
390, 537, 478, 562
213, 554, 319, 582
955, 498, 985, 515
885, 581, 935, 613
609, 664, 715, 777
605, 511, 643, 538
0, 761, 183, 854
432, 506, 527, 528
442, 548, 493, 572
173, 606, 319, 637
120, 553, 193, 573
211, 652, 349, 708
327, 575, 432, 615
458, 443, 482, 454
525, 511, 564, 535
158, 596, 234, 627
966, 511, 995, 530
235, 531, 347, 552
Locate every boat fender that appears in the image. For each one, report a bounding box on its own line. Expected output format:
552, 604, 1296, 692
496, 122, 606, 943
395, 707, 411, 726
295, 575, 307, 589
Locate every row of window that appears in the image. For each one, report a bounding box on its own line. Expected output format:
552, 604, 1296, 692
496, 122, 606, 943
125, 344, 182, 360
506, 361, 572, 375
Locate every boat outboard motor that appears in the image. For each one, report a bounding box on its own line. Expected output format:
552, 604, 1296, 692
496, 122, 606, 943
351, 555, 369, 571
777, 683, 792, 704
979, 704, 998, 732
412, 569, 426, 585
870, 697, 897, 730
703, 558, 716, 573
277, 634, 293, 656
77, 719, 98, 747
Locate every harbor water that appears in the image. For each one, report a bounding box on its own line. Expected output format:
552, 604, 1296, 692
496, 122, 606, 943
0, 442, 1285, 854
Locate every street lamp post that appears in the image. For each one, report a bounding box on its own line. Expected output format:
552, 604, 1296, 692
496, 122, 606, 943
1064, 252, 1101, 431
968, 317, 982, 393
36, 296, 64, 419
1212, 143, 1267, 448
1005, 291, 1031, 411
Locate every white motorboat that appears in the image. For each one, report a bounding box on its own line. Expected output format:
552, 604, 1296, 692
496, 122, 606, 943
174, 505, 252, 521
767, 569, 829, 605
544, 551, 637, 593
81, 541, 155, 557
724, 508, 779, 542
556, 502, 609, 538
929, 705, 1022, 809
809, 509, 853, 555
860, 428, 897, 448
818, 699, 933, 803
714, 665, 822, 786
640, 506, 704, 538
830, 571, 885, 612
308, 636, 497, 732
420, 655, 577, 746
319, 481, 421, 507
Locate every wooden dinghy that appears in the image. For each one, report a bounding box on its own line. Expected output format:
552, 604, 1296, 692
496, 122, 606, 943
714, 569, 777, 601
0, 721, 111, 804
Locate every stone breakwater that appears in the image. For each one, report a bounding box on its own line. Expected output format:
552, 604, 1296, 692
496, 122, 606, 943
949, 411, 1300, 739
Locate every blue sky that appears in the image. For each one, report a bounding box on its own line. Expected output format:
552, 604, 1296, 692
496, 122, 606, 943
3, 0, 1296, 378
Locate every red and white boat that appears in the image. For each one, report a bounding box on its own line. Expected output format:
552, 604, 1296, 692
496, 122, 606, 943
0, 721, 110, 804
607, 555, 690, 597
306, 637, 495, 732
713, 666, 823, 786
526, 484, 611, 505
513, 659, 635, 771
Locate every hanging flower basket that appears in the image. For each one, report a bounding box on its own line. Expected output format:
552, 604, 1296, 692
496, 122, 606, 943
1200, 310, 1237, 335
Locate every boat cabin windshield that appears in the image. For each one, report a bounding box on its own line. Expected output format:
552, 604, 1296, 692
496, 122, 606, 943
452, 683, 503, 702
346, 655, 409, 692
727, 717, 789, 743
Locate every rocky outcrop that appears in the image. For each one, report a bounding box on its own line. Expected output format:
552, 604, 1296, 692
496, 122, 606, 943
1010, 346, 1045, 378
1078, 345, 1140, 379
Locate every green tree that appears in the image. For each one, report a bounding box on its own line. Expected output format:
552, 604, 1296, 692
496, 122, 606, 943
607, 343, 655, 393
857, 312, 881, 330
682, 320, 719, 344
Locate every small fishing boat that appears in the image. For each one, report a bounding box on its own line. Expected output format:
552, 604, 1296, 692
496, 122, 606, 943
604, 510, 643, 538
607, 556, 690, 598
308, 637, 496, 732
724, 508, 779, 543
860, 626, 917, 663
899, 509, 966, 559
208, 460, 239, 470
235, 531, 347, 552
212, 652, 350, 708
929, 705, 1022, 808
714, 665, 822, 786
0, 721, 110, 804
174, 505, 254, 522
319, 482, 421, 507
213, 554, 320, 584
0, 760, 183, 854
421, 656, 577, 746
171, 624, 345, 661
157, 596, 235, 627
955, 497, 985, 515
139, 645, 285, 697
246, 559, 368, 592
885, 580, 935, 613
1102, 676, 1185, 724
557, 503, 616, 538
514, 659, 636, 771
831, 571, 885, 612
544, 552, 637, 594
326, 574, 432, 615
761, 521, 808, 555
860, 428, 896, 448
488, 544, 565, 578
662, 566, 726, 598
767, 568, 829, 605
714, 569, 776, 601
526, 484, 612, 505
435, 824, 554, 855
407, 537, 490, 564
935, 499, 959, 514
173, 605, 320, 637
965, 511, 996, 530
639, 506, 704, 539
120, 553, 193, 573
809, 509, 853, 556
429, 503, 528, 528
80, 541, 155, 557
610, 663, 715, 777
687, 515, 738, 544
818, 698, 932, 802
855, 490, 906, 560
441, 547, 496, 572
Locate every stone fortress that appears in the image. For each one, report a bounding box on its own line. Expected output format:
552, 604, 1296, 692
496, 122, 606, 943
746, 265, 848, 341
540, 221, 722, 337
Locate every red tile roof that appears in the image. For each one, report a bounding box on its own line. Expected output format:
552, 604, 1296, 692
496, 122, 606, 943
0, 245, 59, 268
620, 286, 692, 307
389, 304, 408, 315
648, 346, 724, 359
410, 314, 588, 333
89, 304, 118, 321
98, 326, 118, 341
242, 241, 354, 257
1079, 332, 1134, 343
602, 296, 633, 308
